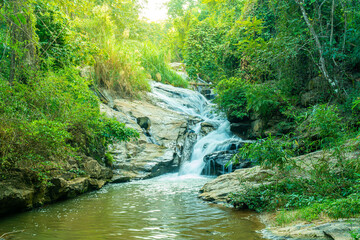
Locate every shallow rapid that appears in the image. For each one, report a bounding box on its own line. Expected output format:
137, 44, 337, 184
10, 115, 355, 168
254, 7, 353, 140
0, 174, 265, 240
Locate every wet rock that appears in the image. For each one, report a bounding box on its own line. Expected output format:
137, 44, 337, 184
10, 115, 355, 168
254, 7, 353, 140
202, 150, 252, 176
199, 166, 275, 203
101, 96, 198, 180
251, 119, 265, 138
0, 181, 35, 215
200, 122, 216, 137
214, 139, 246, 151
230, 122, 251, 139
137, 116, 151, 130
111, 175, 131, 183
200, 88, 215, 100
175, 131, 198, 167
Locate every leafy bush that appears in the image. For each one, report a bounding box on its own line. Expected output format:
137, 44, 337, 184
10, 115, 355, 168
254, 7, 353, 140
297, 104, 345, 151
232, 135, 294, 170
35, 1, 70, 69
0, 68, 138, 172
79, 4, 150, 97
245, 83, 286, 119
230, 144, 360, 224
94, 40, 150, 97
352, 96, 360, 125
275, 195, 360, 225
184, 21, 224, 82
215, 77, 248, 122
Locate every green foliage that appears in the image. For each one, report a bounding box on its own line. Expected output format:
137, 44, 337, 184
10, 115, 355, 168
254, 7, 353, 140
34, 1, 70, 68
0, 68, 138, 172
93, 40, 150, 97
215, 77, 288, 122
352, 96, 360, 125
233, 135, 294, 170
215, 77, 248, 121
351, 228, 360, 240
275, 196, 360, 225
184, 21, 224, 81
230, 143, 360, 224
297, 104, 345, 151
245, 83, 286, 119
140, 41, 188, 88
68, 168, 86, 176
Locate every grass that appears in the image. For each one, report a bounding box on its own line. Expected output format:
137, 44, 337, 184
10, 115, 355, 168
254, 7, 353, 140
140, 41, 188, 88
94, 40, 151, 98
275, 196, 360, 226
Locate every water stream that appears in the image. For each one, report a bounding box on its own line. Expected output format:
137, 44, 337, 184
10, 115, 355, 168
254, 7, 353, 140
0, 82, 266, 239
0, 175, 265, 239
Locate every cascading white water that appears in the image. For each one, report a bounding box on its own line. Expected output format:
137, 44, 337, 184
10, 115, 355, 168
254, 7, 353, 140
150, 81, 241, 175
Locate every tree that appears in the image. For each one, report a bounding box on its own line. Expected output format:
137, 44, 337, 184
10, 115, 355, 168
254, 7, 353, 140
294, 0, 338, 92
2, 0, 38, 83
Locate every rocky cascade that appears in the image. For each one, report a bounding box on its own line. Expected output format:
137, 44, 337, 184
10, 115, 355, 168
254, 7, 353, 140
0, 80, 245, 215
100, 81, 214, 181
101, 81, 247, 180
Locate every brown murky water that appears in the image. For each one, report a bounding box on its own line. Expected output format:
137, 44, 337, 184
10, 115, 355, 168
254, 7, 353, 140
0, 174, 265, 239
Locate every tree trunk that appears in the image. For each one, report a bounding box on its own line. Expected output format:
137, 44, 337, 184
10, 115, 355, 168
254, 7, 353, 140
7, 0, 37, 84
294, 0, 338, 91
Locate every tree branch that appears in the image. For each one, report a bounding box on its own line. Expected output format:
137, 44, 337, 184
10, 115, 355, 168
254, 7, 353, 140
294, 0, 339, 91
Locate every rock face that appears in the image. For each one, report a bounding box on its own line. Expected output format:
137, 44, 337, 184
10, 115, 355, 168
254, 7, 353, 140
0, 157, 113, 216
101, 95, 198, 180
230, 122, 252, 139
198, 166, 275, 203
202, 139, 253, 176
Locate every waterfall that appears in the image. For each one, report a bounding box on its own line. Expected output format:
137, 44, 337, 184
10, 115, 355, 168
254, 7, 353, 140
150, 81, 242, 176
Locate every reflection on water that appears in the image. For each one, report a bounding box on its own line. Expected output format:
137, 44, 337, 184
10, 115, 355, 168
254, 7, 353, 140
0, 174, 265, 240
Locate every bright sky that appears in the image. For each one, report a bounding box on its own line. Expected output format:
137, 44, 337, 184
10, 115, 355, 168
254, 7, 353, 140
140, 0, 170, 22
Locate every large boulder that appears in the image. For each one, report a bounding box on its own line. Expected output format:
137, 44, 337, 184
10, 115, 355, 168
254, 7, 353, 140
101, 98, 198, 180
198, 166, 275, 203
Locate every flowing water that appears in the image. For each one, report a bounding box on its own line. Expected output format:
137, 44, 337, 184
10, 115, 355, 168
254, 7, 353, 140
0, 174, 265, 240
0, 82, 267, 239
150, 82, 242, 175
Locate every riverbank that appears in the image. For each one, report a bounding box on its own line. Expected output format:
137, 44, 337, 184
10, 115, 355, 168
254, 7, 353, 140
199, 149, 360, 240
0, 156, 112, 216
0, 81, 229, 217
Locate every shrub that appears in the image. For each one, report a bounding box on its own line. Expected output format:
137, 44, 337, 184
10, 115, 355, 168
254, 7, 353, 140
232, 134, 295, 170
0, 68, 138, 173
215, 77, 248, 122
352, 96, 360, 125
297, 104, 345, 151
245, 82, 286, 119
80, 4, 150, 97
